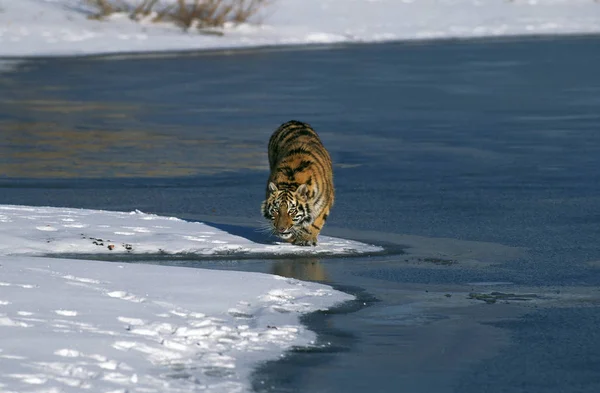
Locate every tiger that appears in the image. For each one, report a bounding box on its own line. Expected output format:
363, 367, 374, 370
261, 120, 335, 246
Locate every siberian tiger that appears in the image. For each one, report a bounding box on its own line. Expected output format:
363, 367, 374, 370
261, 120, 334, 246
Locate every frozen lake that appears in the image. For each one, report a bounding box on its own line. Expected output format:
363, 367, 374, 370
2, 35, 600, 392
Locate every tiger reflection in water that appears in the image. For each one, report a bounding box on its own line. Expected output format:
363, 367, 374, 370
271, 258, 328, 282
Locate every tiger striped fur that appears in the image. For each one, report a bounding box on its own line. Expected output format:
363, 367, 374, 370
261, 120, 335, 246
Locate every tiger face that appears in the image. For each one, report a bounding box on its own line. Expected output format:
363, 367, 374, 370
262, 182, 313, 243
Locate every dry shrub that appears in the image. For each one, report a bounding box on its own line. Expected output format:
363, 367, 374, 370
85, 0, 151, 16
86, 0, 270, 30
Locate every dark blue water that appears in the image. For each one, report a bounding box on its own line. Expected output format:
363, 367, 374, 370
2, 36, 600, 392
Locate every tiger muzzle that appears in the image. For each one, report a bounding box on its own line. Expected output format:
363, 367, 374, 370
276, 224, 292, 235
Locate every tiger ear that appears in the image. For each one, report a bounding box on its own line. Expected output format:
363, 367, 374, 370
296, 184, 310, 201
268, 182, 278, 193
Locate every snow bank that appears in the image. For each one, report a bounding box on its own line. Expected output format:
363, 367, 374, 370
0, 0, 599, 58
0, 204, 361, 392
0, 205, 383, 257
0, 255, 353, 393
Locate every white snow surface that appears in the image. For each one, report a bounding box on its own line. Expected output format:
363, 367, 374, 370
0, 204, 362, 392
0, 0, 599, 58
0, 205, 382, 256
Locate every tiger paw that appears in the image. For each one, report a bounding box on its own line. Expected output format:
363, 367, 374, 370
292, 238, 317, 247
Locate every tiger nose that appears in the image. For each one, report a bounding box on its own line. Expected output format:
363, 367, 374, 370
276, 225, 290, 233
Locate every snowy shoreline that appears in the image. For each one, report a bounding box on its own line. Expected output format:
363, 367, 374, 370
0, 205, 362, 393
0, 255, 355, 393
0, 205, 383, 257
3, 32, 600, 61
1, 0, 600, 59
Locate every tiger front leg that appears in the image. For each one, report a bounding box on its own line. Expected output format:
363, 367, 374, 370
291, 227, 318, 247
293, 210, 329, 246
292, 236, 317, 247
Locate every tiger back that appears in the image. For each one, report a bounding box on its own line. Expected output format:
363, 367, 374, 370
261, 120, 334, 246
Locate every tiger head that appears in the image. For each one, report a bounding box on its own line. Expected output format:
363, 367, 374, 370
261, 182, 311, 241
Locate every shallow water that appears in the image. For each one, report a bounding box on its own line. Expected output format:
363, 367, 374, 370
2, 36, 600, 392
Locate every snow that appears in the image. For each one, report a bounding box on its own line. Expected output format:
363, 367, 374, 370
0, 256, 352, 393
0, 0, 599, 58
0, 204, 364, 392
0, 205, 382, 257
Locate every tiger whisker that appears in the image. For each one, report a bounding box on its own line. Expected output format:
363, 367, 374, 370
255, 227, 276, 236
254, 221, 274, 231
254, 222, 278, 239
